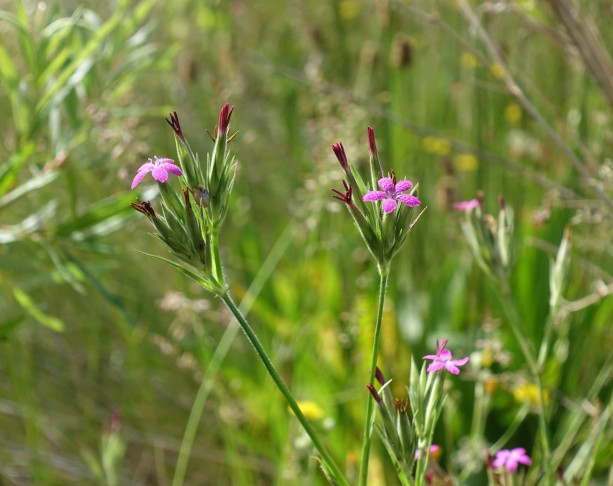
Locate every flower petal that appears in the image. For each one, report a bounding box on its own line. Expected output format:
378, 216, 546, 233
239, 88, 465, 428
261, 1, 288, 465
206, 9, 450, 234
397, 194, 421, 207
363, 190, 386, 202
382, 198, 397, 213
152, 166, 169, 183
445, 363, 461, 375
427, 362, 445, 373
130, 170, 149, 189
451, 357, 469, 367
136, 161, 154, 172
394, 179, 413, 192
378, 177, 395, 192
162, 162, 183, 176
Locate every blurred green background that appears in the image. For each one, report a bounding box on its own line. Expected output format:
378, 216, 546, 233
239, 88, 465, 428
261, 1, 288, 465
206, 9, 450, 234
1, 0, 612, 484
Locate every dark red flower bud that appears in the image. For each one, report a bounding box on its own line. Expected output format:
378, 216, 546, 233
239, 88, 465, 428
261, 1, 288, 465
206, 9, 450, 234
331, 180, 353, 205
366, 384, 382, 404
130, 199, 156, 218
165, 111, 184, 140
218, 103, 234, 137
331, 142, 350, 172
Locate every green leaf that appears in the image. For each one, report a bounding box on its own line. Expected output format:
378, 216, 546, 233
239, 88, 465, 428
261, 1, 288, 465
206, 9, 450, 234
0, 315, 26, 339
13, 287, 65, 332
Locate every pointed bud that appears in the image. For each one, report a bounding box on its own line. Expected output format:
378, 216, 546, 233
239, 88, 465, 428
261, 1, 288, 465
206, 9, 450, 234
218, 103, 234, 137
367, 384, 382, 404
131, 199, 156, 218
166, 111, 185, 141
331, 143, 350, 172
375, 366, 386, 386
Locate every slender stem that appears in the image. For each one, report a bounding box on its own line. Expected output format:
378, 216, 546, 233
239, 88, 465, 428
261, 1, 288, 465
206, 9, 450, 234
497, 282, 553, 484
209, 225, 224, 286
172, 362, 216, 486
358, 271, 389, 486
172, 225, 293, 486
221, 291, 349, 486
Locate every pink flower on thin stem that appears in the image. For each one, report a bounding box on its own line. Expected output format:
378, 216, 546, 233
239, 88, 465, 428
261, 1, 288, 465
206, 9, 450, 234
130, 157, 182, 189
363, 177, 421, 214
452, 198, 480, 212
422, 339, 469, 375
492, 448, 532, 473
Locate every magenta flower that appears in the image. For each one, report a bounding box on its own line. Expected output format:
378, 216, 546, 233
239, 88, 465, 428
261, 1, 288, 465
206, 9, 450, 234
414, 444, 441, 461
422, 339, 469, 375
492, 448, 532, 473
452, 198, 480, 212
130, 157, 183, 189
363, 177, 421, 214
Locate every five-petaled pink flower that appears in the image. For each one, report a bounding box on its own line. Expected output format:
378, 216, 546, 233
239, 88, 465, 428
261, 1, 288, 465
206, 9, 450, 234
422, 339, 469, 375
363, 177, 420, 214
452, 198, 480, 212
492, 448, 532, 473
131, 156, 183, 189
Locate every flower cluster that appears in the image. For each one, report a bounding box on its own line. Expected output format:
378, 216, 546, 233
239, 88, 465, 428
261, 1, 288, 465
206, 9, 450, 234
128, 104, 237, 293
330, 127, 424, 270
452, 193, 514, 282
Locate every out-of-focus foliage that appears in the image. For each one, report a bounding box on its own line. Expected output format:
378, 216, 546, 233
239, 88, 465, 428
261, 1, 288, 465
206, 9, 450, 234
0, 0, 611, 484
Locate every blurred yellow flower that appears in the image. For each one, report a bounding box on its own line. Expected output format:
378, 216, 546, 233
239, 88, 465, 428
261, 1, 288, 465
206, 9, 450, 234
481, 348, 494, 368
460, 51, 478, 69
513, 383, 549, 407
291, 400, 325, 421
453, 153, 478, 172
490, 63, 505, 80
339, 0, 360, 20
505, 103, 523, 125
484, 378, 498, 394
423, 136, 451, 156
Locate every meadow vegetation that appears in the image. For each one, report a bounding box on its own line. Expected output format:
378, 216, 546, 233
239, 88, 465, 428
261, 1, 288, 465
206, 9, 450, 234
1, 0, 612, 484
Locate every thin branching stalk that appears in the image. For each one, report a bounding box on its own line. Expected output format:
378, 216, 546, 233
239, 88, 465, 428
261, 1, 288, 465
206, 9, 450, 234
359, 270, 389, 486
171, 226, 294, 486
220, 291, 349, 486
456, 0, 613, 212
495, 281, 553, 484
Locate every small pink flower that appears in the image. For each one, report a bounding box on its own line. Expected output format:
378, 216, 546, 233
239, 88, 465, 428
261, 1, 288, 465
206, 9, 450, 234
452, 198, 480, 212
363, 177, 421, 214
492, 448, 532, 473
422, 339, 469, 375
414, 444, 441, 461
130, 157, 182, 189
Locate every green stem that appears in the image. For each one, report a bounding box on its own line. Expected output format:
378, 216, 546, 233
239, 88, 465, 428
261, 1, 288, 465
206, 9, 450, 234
358, 271, 389, 486
221, 291, 349, 486
172, 225, 293, 486
497, 282, 553, 484
209, 226, 224, 286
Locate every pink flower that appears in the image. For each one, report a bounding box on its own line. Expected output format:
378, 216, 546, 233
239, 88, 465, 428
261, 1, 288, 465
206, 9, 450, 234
452, 198, 480, 212
414, 444, 441, 461
130, 157, 183, 189
363, 177, 421, 214
422, 339, 469, 375
492, 448, 532, 473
